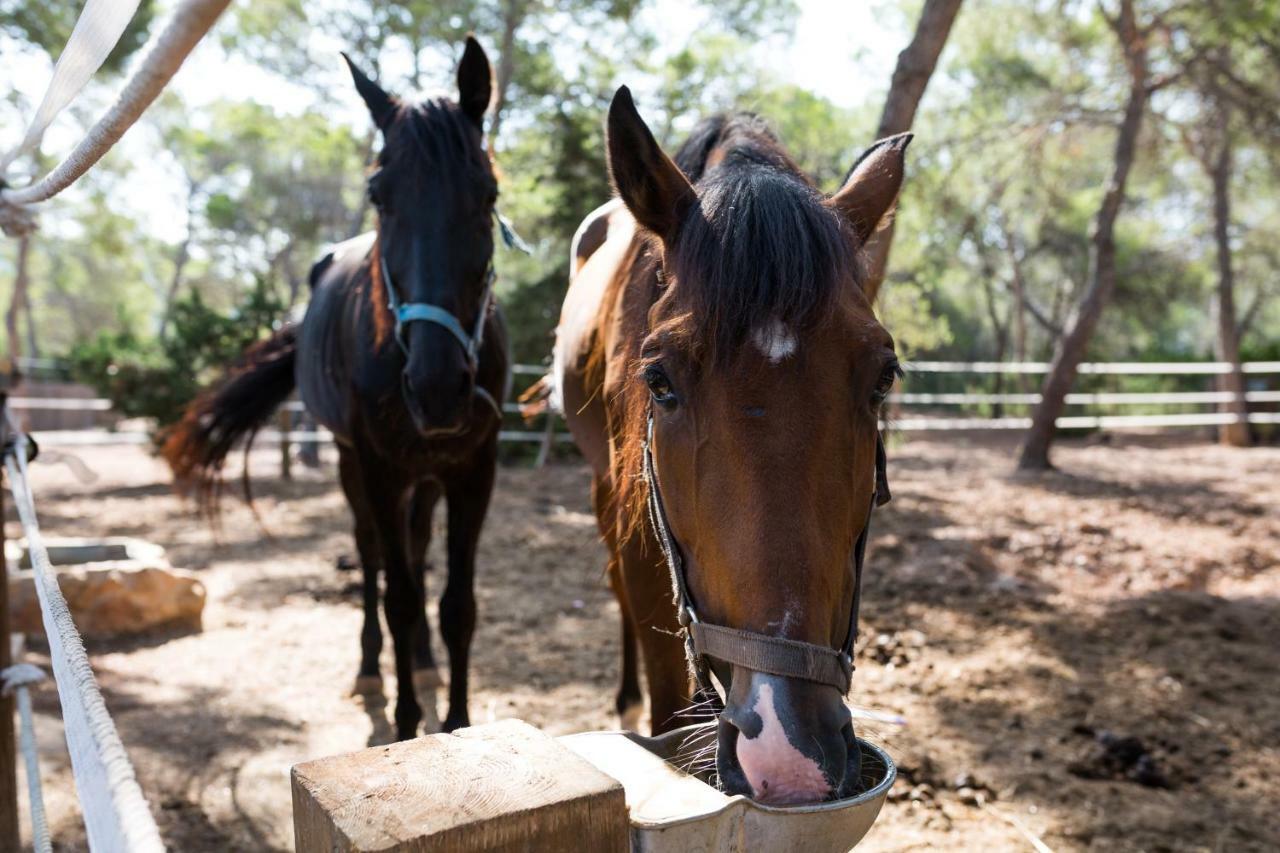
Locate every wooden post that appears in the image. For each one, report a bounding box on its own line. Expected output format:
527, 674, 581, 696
291, 719, 628, 852
0, 373, 20, 850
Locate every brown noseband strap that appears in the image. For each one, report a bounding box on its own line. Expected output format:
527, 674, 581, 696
690, 622, 854, 693
642, 411, 889, 701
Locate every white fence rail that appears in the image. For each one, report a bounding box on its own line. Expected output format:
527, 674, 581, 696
903, 360, 1280, 374
12, 360, 1279, 448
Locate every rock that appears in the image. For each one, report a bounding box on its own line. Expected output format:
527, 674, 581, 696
9, 559, 205, 638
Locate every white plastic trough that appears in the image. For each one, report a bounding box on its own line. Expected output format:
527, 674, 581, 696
561, 722, 896, 853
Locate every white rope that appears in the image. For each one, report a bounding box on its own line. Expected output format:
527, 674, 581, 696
0, 0, 232, 234
2, 663, 52, 853
0, 0, 142, 175
4, 418, 165, 852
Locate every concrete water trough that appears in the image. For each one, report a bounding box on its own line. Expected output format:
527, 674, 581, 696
5, 536, 205, 638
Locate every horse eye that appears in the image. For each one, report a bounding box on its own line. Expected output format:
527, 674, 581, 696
367, 172, 386, 208
644, 364, 678, 408
872, 363, 899, 404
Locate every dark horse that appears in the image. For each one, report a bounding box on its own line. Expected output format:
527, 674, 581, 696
553, 88, 909, 803
165, 37, 507, 740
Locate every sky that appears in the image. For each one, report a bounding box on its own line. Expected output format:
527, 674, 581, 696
2, 0, 909, 244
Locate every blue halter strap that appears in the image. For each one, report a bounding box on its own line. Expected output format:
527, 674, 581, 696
379, 210, 529, 366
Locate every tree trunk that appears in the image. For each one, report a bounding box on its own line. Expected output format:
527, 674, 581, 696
999, 222, 1029, 363
488, 0, 523, 148
1018, 0, 1147, 471
22, 280, 38, 360
978, 248, 1009, 417
863, 0, 965, 304
159, 178, 199, 338
6, 236, 31, 364
1210, 132, 1250, 446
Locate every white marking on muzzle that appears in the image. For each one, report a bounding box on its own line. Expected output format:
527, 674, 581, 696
735, 683, 830, 804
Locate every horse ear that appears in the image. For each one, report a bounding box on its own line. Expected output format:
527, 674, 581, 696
828, 132, 912, 245
342, 52, 397, 131
606, 86, 695, 240
457, 36, 492, 127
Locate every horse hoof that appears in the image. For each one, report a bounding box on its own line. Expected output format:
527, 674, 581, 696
619, 703, 644, 733
351, 674, 383, 696
413, 668, 444, 690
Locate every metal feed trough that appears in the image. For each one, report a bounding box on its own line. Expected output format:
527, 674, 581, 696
563, 723, 895, 852
291, 719, 895, 852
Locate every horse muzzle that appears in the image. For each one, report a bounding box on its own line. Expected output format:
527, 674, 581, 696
401, 371, 502, 440
718, 670, 857, 805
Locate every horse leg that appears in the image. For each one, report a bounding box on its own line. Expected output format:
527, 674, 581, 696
610, 558, 644, 731
594, 476, 642, 730
339, 447, 383, 695
406, 481, 443, 689
358, 452, 422, 740
617, 526, 691, 735
439, 446, 496, 732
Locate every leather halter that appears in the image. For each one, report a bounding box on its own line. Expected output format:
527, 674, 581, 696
642, 411, 890, 702
379, 210, 529, 363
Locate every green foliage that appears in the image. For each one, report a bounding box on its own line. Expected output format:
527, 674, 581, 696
69, 278, 284, 429
4, 0, 1278, 420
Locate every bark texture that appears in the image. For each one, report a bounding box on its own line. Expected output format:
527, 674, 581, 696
1018, 0, 1148, 470
6, 236, 31, 364
1210, 133, 1250, 446
862, 0, 965, 304
488, 0, 524, 147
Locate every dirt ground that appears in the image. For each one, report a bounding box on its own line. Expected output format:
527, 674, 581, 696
8, 433, 1278, 852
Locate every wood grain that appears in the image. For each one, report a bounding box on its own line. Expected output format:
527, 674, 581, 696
292, 719, 628, 852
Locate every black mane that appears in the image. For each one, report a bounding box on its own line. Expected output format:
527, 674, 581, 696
668, 115, 859, 359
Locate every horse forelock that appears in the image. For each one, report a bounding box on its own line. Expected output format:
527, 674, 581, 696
610, 117, 869, 541
366, 96, 497, 346
669, 138, 861, 365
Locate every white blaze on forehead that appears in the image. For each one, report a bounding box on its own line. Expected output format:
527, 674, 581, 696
735, 683, 831, 804
751, 320, 797, 363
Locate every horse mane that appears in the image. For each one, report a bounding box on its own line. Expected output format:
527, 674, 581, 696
368, 97, 495, 347
614, 114, 864, 541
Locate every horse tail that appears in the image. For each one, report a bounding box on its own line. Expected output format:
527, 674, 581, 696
163, 324, 298, 514
517, 374, 554, 420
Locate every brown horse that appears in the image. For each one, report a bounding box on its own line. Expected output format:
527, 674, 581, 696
553, 88, 909, 804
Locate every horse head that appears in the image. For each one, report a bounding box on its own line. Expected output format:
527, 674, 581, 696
344, 37, 499, 437
608, 88, 909, 804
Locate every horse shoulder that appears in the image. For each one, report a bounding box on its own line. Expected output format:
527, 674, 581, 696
297, 237, 377, 440
569, 197, 625, 276
555, 203, 636, 477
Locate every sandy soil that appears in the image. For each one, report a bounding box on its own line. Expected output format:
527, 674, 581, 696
8, 433, 1278, 852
